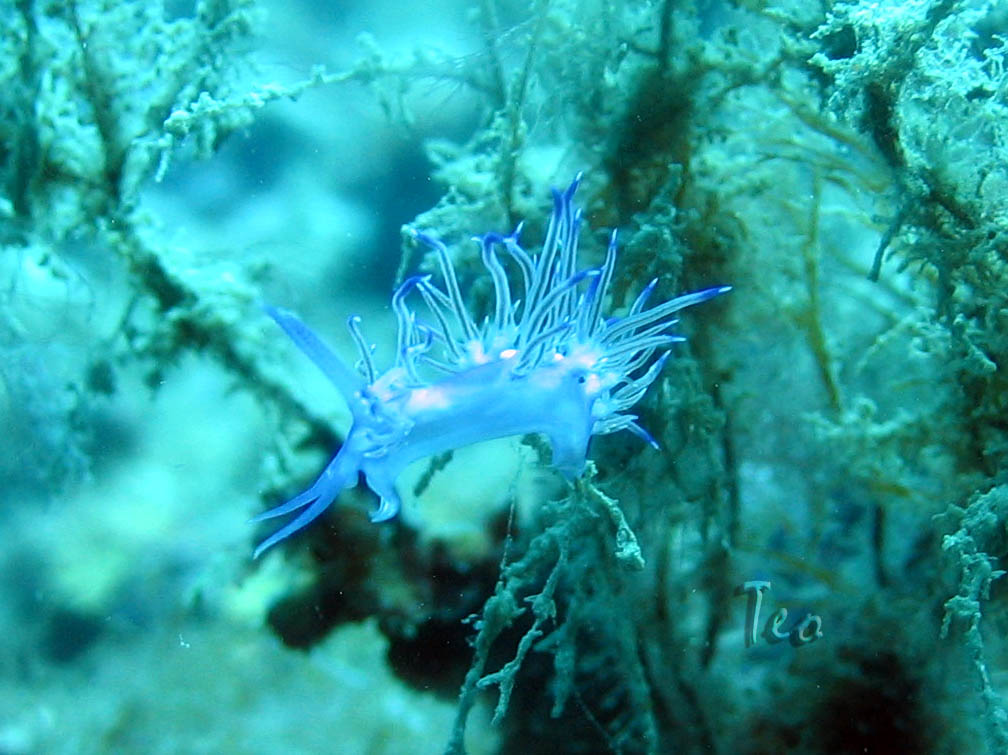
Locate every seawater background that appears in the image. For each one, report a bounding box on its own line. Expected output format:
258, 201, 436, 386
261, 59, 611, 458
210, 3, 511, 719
2, 0, 1007, 753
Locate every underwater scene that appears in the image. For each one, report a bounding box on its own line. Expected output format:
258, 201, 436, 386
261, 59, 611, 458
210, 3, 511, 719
2, 0, 1008, 752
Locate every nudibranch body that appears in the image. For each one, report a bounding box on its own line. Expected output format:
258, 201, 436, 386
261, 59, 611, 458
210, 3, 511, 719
254, 175, 728, 557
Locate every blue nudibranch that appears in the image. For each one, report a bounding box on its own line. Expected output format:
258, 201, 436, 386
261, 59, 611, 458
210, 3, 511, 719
254, 175, 729, 557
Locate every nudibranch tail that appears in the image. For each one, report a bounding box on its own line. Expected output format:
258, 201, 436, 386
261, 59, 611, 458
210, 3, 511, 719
253, 175, 729, 557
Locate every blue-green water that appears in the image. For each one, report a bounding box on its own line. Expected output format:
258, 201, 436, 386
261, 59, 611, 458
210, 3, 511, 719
2, 1, 1006, 753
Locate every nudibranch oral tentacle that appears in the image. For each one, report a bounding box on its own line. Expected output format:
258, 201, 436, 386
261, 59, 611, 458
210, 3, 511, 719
254, 174, 730, 557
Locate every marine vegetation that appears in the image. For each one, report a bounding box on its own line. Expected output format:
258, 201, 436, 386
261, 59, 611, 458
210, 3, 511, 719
5, 0, 1008, 753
